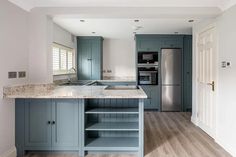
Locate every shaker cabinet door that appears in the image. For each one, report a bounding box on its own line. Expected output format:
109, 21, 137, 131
51, 99, 79, 150
78, 40, 92, 80
24, 99, 52, 149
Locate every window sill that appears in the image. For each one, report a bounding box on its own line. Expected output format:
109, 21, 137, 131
53, 73, 76, 76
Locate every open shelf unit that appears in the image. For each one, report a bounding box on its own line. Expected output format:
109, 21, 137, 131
85, 137, 139, 151
83, 99, 143, 154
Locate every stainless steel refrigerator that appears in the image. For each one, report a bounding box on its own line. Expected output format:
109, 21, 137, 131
161, 48, 182, 111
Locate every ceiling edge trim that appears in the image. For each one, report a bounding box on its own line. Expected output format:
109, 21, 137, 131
8, 0, 33, 12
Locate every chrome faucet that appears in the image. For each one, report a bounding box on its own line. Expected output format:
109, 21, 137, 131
67, 67, 77, 83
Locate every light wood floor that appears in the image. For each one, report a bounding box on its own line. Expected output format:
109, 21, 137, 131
25, 112, 231, 157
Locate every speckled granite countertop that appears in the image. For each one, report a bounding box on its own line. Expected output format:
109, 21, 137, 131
3, 84, 147, 99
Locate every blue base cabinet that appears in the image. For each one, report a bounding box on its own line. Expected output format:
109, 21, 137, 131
52, 100, 79, 150
141, 85, 160, 110
24, 99, 52, 149
15, 98, 144, 157
16, 99, 80, 156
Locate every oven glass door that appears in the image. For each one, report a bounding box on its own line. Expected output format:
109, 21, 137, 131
139, 72, 152, 84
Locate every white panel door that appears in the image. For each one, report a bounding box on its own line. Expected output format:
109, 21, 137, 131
197, 27, 216, 138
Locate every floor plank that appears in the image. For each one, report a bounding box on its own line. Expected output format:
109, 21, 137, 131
25, 112, 231, 157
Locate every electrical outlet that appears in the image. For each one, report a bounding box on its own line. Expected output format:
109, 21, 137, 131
8, 72, 17, 79
18, 71, 26, 78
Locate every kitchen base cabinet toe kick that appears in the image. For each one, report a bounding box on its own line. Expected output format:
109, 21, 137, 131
15, 98, 144, 157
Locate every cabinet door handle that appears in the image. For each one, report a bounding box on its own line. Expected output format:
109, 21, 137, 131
47, 121, 51, 124
87, 58, 92, 61
52, 121, 56, 125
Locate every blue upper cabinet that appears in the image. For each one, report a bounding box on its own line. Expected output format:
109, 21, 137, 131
77, 37, 103, 80
136, 35, 159, 52
161, 36, 184, 48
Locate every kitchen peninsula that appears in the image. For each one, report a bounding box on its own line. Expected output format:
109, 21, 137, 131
3, 83, 147, 157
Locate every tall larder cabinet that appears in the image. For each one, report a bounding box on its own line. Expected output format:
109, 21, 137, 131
77, 36, 103, 80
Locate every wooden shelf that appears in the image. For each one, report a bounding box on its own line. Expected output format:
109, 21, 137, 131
85, 108, 139, 114
85, 137, 138, 151
86, 122, 139, 131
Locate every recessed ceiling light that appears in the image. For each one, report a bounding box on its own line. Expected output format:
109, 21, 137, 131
134, 19, 139, 22
188, 20, 194, 23
80, 20, 85, 22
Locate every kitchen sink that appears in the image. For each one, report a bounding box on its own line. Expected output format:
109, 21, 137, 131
59, 80, 92, 86
105, 85, 139, 90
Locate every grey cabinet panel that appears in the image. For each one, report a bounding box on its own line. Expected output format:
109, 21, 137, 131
52, 99, 79, 149
24, 99, 51, 148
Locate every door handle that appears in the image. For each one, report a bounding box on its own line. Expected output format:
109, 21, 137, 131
207, 81, 215, 91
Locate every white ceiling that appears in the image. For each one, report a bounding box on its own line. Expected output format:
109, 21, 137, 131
53, 18, 194, 39
8, 0, 236, 11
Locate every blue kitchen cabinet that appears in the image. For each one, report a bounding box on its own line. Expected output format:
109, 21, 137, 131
52, 99, 79, 150
77, 37, 103, 80
136, 36, 159, 52
141, 85, 159, 110
136, 34, 192, 112
161, 36, 184, 48
24, 99, 52, 149
21, 99, 79, 152
183, 35, 192, 111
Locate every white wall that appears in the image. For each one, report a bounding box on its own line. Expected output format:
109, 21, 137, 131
0, 1, 29, 157
215, 5, 236, 156
28, 11, 53, 83
192, 5, 236, 156
103, 39, 136, 78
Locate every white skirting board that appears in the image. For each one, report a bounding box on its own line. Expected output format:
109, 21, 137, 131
191, 115, 199, 126
191, 116, 234, 157
0, 147, 16, 157
215, 138, 236, 157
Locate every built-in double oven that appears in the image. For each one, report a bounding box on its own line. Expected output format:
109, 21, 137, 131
137, 52, 158, 85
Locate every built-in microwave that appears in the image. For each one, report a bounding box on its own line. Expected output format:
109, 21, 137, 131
138, 52, 158, 64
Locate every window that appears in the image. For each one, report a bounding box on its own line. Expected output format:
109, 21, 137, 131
52, 43, 75, 75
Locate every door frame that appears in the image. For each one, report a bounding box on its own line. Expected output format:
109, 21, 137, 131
192, 22, 219, 139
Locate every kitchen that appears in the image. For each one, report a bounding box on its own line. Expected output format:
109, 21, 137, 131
1, 0, 236, 157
